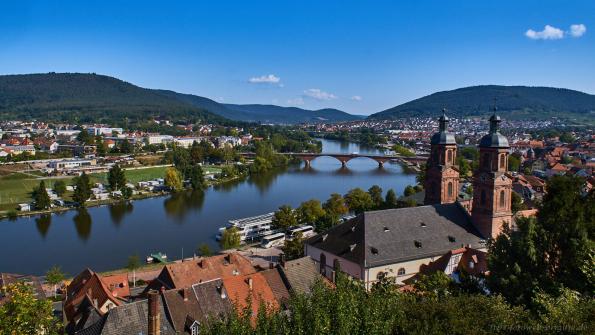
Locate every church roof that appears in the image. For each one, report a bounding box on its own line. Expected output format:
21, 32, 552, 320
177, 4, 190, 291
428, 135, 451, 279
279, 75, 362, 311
306, 203, 485, 269
479, 113, 509, 148
430, 110, 456, 145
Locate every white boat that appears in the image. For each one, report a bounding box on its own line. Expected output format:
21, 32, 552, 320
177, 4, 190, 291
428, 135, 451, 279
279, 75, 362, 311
216, 212, 276, 242
287, 225, 315, 239
261, 232, 286, 248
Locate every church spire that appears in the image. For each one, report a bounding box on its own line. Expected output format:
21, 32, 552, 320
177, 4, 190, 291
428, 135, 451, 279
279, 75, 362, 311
439, 108, 449, 132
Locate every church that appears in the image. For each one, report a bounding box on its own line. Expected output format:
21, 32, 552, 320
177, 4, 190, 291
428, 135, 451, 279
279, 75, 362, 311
304, 111, 513, 288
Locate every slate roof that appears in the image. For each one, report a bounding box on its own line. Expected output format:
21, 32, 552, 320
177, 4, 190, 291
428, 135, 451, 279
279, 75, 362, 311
260, 268, 290, 304
277, 256, 323, 295
307, 203, 485, 268
98, 298, 176, 335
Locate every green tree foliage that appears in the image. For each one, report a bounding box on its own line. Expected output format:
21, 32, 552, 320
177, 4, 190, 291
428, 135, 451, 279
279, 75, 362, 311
220, 227, 241, 250
508, 154, 521, 172
403, 185, 416, 197
511, 191, 525, 214
73, 172, 92, 206
107, 164, 127, 191
95, 136, 107, 157
76, 129, 94, 145
282, 232, 305, 261
0, 283, 62, 335
272, 205, 298, 230
323, 193, 348, 221
559, 132, 576, 143
33, 181, 51, 210
119, 139, 134, 154
197, 243, 213, 257
368, 185, 384, 209
297, 199, 325, 225
344, 188, 374, 214
416, 163, 426, 185
488, 176, 594, 307
456, 156, 471, 177
121, 186, 133, 199
45, 265, 65, 298
190, 165, 206, 190
384, 189, 399, 209
164, 167, 183, 191
393, 144, 415, 157
53, 180, 67, 197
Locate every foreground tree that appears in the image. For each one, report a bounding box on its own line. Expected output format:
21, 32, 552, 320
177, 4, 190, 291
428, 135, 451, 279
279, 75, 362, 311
108, 164, 127, 191
197, 243, 213, 257
282, 232, 305, 260
45, 265, 65, 298
34, 181, 51, 210
272, 205, 298, 230
0, 283, 62, 335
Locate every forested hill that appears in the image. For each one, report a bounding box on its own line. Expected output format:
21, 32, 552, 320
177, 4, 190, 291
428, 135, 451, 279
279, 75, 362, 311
0, 73, 223, 124
156, 90, 362, 124
369, 85, 595, 121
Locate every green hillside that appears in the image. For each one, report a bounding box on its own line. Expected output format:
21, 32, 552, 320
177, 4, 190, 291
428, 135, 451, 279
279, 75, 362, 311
369, 85, 595, 122
0, 73, 224, 124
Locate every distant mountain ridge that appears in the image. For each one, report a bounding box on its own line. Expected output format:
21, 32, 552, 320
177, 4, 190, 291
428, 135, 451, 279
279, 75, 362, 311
0, 73, 361, 124
369, 85, 595, 120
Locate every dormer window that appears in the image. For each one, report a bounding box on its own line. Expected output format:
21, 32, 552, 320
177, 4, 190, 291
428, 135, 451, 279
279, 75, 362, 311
383, 226, 390, 232
448, 235, 456, 243
420, 222, 427, 227
370, 247, 379, 255
414, 240, 422, 248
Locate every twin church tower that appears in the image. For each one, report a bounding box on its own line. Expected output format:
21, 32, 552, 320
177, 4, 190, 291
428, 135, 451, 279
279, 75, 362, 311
424, 110, 513, 239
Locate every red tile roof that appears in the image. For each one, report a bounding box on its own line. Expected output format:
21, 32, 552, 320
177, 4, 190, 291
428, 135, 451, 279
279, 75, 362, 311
223, 272, 279, 319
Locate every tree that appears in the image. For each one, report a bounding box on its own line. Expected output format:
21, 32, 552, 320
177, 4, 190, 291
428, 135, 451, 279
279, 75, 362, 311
197, 243, 213, 257
164, 167, 183, 191
121, 186, 133, 199
297, 199, 325, 225
190, 165, 206, 190
403, 185, 416, 197
456, 156, 471, 177
220, 227, 241, 250
34, 181, 51, 210
73, 172, 92, 206
53, 180, 67, 197
45, 265, 65, 298
76, 129, 94, 145
190, 140, 204, 164
95, 136, 106, 157
508, 154, 521, 172
108, 164, 127, 191
0, 282, 62, 334
393, 144, 415, 157
272, 205, 298, 230
384, 189, 398, 208
119, 139, 134, 154
282, 232, 305, 260
368, 185, 384, 209
344, 188, 374, 214
559, 132, 576, 143
126, 254, 141, 288
511, 191, 525, 214
323, 193, 348, 220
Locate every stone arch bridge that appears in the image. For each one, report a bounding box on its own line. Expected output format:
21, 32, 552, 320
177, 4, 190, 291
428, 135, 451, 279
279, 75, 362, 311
240, 152, 427, 167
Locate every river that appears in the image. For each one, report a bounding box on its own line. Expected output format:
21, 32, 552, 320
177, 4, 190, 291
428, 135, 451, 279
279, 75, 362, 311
0, 140, 417, 275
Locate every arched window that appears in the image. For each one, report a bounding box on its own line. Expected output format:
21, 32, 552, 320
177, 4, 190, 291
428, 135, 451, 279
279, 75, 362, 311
447, 182, 453, 197
481, 190, 486, 205
333, 258, 341, 271
447, 150, 453, 163
319, 253, 326, 275
500, 154, 505, 169
397, 268, 406, 276
499, 190, 505, 208
483, 154, 490, 169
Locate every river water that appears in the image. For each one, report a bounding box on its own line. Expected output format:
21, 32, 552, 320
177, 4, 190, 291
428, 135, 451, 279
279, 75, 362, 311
0, 140, 416, 275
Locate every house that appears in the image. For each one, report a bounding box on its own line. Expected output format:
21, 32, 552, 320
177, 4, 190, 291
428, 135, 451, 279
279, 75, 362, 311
63, 269, 131, 327
305, 204, 485, 288
18, 203, 31, 211
145, 253, 256, 292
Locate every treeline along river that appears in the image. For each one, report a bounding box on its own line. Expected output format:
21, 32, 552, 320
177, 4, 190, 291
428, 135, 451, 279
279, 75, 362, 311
0, 140, 416, 275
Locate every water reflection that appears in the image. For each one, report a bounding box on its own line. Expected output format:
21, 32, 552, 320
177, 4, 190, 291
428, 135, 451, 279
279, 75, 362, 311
35, 214, 52, 238
246, 168, 284, 194
163, 190, 205, 221
73, 208, 92, 241
109, 202, 134, 227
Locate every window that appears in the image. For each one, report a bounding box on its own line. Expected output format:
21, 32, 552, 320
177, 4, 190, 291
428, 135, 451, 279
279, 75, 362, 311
481, 190, 486, 205
500, 154, 505, 169
447, 150, 453, 163
191, 324, 199, 335
499, 190, 505, 208
447, 182, 453, 197
397, 268, 406, 276
319, 253, 326, 275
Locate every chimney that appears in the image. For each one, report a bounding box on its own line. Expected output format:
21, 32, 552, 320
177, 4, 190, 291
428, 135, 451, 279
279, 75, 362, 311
226, 254, 233, 264
246, 277, 253, 290
269, 262, 274, 269
148, 290, 161, 335
279, 253, 286, 267
180, 288, 190, 302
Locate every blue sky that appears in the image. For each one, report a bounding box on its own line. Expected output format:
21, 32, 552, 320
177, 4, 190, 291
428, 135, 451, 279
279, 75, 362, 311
0, 1, 593, 115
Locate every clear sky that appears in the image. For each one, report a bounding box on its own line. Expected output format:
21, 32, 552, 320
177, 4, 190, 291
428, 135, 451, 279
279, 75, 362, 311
0, 1, 593, 115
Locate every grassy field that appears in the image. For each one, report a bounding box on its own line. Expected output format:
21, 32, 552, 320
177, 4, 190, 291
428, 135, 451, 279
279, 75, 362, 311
0, 165, 222, 212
